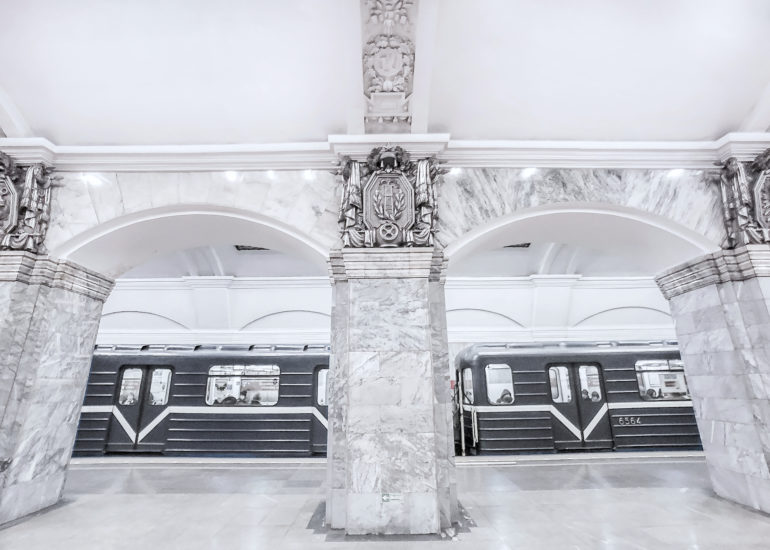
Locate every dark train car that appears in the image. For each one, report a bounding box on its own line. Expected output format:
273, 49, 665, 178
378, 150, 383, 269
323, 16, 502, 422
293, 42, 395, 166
456, 342, 702, 455
73, 344, 330, 457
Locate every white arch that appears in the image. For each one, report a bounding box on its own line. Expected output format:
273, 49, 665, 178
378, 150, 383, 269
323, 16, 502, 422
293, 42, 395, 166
240, 310, 331, 331
51, 204, 330, 278
444, 202, 720, 272
445, 308, 525, 328
100, 310, 190, 330
572, 306, 672, 327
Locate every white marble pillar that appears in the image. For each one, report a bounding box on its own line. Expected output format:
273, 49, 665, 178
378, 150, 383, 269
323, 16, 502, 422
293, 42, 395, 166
326, 247, 458, 535
0, 252, 113, 525
657, 245, 770, 513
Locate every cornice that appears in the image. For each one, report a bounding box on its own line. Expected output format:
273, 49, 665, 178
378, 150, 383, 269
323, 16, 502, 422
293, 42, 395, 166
0, 132, 768, 172
0, 251, 114, 301
655, 245, 770, 299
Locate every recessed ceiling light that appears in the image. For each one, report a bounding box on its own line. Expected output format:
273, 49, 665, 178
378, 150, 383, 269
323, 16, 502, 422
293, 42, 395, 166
83, 174, 103, 186
521, 167, 539, 178
224, 171, 238, 182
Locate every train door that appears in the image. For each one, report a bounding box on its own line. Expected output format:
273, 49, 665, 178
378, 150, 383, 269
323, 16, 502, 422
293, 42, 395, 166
547, 363, 613, 450
310, 366, 329, 454
106, 366, 172, 453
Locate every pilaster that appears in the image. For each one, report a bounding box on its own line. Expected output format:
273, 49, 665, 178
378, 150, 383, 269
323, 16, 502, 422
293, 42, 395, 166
326, 247, 457, 535
656, 245, 770, 512
0, 252, 113, 525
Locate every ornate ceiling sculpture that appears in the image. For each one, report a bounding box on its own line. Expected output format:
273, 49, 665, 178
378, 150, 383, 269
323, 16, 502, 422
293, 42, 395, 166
0, 151, 55, 253
362, 0, 416, 133
717, 148, 770, 248
338, 146, 443, 248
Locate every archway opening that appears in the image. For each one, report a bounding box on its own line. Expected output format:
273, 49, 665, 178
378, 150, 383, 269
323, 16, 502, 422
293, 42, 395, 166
51, 205, 329, 278
443, 203, 720, 347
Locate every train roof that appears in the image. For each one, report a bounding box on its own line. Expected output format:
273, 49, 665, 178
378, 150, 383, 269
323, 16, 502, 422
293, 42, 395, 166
94, 343, 331, 355
458, 340, 680, 361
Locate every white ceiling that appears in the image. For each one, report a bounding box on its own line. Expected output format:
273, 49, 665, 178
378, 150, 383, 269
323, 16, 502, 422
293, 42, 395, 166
429, 0, 770, 140
1, 0, 769, 145
122, 245, 326, 278
0, 0, 355, 145
122, 241, 662, 279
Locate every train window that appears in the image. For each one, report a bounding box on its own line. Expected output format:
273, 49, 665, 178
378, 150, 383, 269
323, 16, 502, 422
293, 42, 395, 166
485, 364, 514, 404
578, 365, 602, 402
461, 368, 474, 404
317, 368, 329, 406
118, 368, 142, 406
148, 368, 172, 406
548, 366, 572, 403
205, 364, 280, 406
635, 360, 690, 400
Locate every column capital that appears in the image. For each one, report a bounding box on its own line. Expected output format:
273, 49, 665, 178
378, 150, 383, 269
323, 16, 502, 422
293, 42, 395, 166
656, 244, 770, 299
328, 247, 446, 282
0, 251, 114, 302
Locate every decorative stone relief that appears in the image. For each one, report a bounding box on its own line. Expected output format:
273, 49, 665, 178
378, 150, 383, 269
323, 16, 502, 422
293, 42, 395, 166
717, 148, 770, 248
0, 152, 55, 254
338, 146, 443, 248
362, 0, 416, 133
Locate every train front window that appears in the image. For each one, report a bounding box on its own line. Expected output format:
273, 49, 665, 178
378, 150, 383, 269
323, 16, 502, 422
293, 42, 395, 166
118, 368, 142, 406
461, 368, 474, 404
205, 364, 280, 406
548, 365, 572, 403
485, 364, 514, 405
317, 368, 329, 406
148, 368, 172, 405
578, 365, 602, 402
635, 359, 690, 400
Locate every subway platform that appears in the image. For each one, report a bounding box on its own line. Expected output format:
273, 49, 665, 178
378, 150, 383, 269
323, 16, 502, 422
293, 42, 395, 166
1, 452, 769, 549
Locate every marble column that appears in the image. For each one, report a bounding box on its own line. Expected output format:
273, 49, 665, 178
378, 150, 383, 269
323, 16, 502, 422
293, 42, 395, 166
657, 245, 770, 513
326, 247, 458, 535
0, 252, 113, 525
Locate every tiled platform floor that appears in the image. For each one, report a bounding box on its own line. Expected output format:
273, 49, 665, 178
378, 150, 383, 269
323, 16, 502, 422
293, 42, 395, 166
2, 452, 770, 549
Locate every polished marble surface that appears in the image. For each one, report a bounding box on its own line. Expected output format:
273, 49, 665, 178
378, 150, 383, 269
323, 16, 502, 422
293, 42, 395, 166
2, 453, 770, 549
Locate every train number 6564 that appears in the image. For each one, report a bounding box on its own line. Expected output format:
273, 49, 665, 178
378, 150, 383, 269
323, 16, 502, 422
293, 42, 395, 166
617, 416, 642, 425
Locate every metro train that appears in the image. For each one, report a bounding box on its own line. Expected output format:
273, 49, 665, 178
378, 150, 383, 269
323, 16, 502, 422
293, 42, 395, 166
456, 342, 701, 454
72, 341, 702, 457
73, 344, 330, 457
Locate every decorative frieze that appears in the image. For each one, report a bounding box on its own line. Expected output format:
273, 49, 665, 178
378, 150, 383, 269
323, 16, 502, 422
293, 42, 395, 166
337, 146, 443, 248
0, 151, 54, 254
717, 148, 770, 248
361, 0, 417, 133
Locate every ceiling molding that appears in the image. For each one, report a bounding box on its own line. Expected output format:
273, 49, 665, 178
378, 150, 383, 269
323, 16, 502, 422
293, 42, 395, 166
328, 133, 450, 159
0, 132, 768, 172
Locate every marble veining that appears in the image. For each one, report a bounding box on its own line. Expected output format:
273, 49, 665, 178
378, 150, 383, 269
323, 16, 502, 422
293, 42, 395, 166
0, 254, 109, 525
662, 245, 770, 513
327, 248, 457, 535
438, 168, 724, 248
48, 168, 724, 275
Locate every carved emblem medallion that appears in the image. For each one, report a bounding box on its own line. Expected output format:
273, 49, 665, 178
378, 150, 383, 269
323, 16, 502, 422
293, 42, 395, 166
0, 175, 18, 237
363, 172, 414, 246
337, 145, 442, 248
